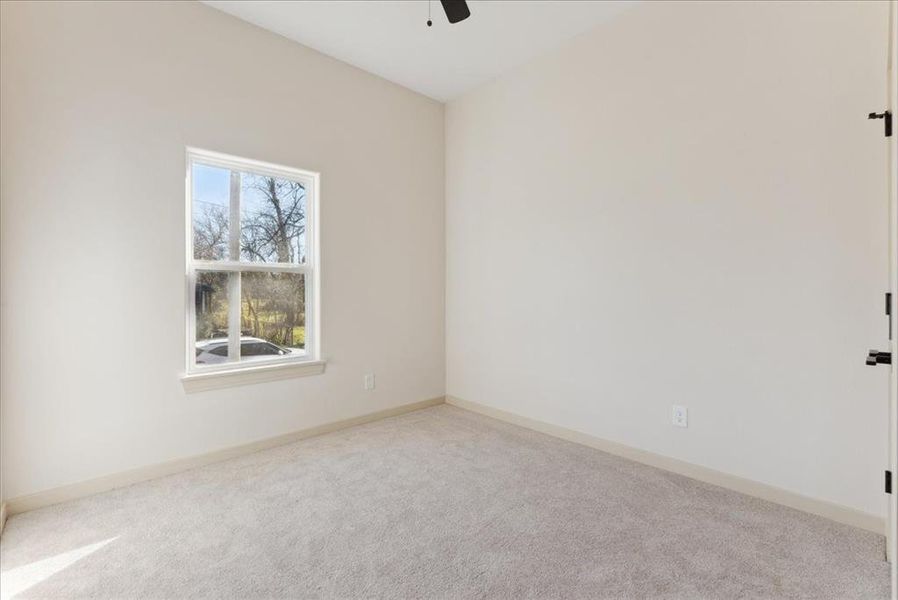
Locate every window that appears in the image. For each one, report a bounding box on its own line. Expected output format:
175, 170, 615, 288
186, 148, 319, 377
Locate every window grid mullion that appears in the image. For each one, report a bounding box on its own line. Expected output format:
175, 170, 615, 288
228, 272, 241, 363
190, 261, 308, 274
228, 170, 241, 362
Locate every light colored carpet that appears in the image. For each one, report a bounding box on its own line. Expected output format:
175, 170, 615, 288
0, 405, 889, 599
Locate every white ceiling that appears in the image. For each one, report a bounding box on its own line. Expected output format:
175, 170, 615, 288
202, 1, 638, 102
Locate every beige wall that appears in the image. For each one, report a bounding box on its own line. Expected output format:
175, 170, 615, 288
0, 1, 445, 500
446, 0, 891, 517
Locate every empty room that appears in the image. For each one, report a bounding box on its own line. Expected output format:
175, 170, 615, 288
1, 0, 897, 598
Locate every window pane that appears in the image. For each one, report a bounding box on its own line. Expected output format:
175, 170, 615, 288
192, 163, 231, 261
194, 271, 230, 365
240, 271, 305, 362
240, 173, 306, 265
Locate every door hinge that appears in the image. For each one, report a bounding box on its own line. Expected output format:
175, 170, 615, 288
868, 111, 892, 137
887, 470, 893, 495
886, 292, 892, 339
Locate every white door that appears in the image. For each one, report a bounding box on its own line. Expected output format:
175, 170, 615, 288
888, 2, 897, 597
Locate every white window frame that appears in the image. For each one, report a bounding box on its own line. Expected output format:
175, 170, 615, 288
183, 147, 321, 385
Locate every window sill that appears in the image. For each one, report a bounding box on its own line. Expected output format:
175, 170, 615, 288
181, 359, 326, 393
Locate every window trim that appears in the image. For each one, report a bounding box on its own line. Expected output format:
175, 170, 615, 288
183, 147, 321, 384
181, 360, 327, 393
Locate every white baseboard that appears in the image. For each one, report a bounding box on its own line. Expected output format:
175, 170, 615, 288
5, 396, 445, 516
446, 395, 885, 535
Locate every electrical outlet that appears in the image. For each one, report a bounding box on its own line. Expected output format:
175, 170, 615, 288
671, 405, 688, 428
363, 373, 375, 391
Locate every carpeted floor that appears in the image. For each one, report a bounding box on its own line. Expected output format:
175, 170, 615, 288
0, 405, 890, 599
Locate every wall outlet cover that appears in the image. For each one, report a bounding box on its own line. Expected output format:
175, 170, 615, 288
672, 405, 688, 428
